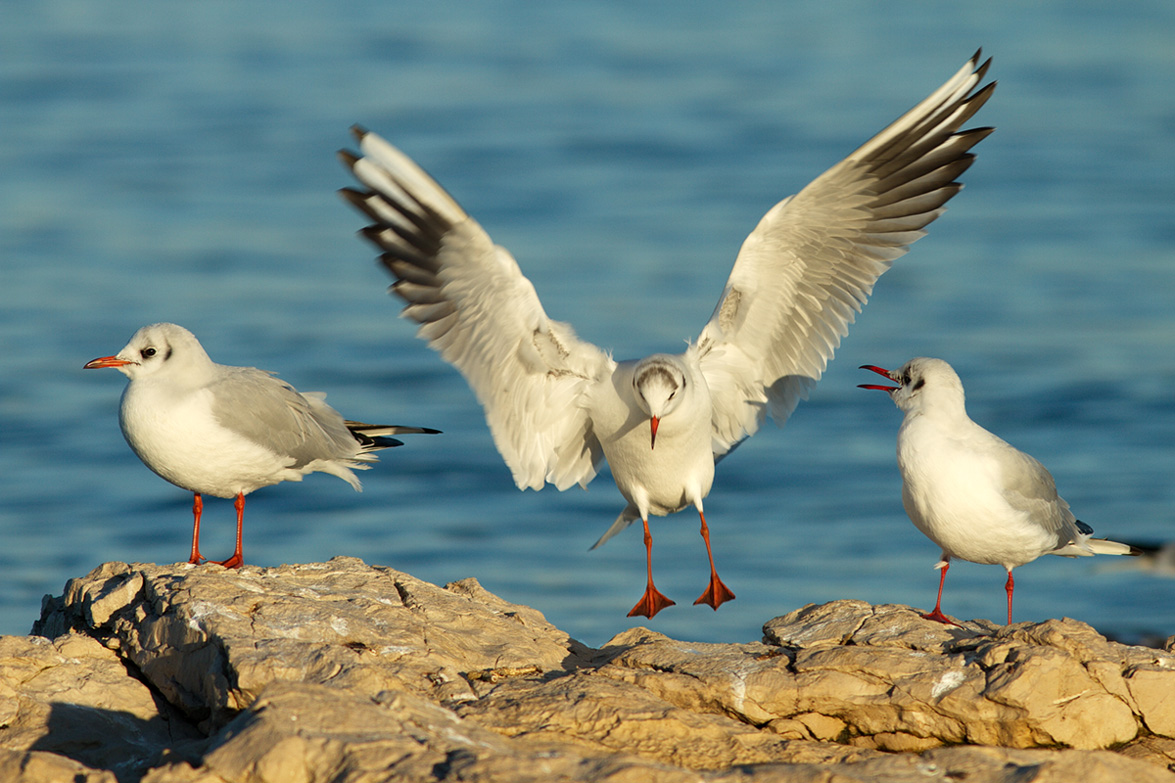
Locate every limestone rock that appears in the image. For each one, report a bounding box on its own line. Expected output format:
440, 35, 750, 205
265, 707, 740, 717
0, 747, 117, 783
35, 558, 590, 730
0, 558, 1169, 782
759, 600, 1173, 750
0, 632, 202, 780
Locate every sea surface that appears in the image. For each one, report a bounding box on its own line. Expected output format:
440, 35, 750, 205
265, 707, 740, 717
3, 1, 1174, 647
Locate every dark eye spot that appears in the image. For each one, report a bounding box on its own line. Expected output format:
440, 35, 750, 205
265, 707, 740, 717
142, 347, 157, 358
902, 372, 911, 385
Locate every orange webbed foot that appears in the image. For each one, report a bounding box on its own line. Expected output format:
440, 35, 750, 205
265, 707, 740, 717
210, 553, 244, 569
693, 575, 736, 611
627, 585, 676, 618
920, 608, 960, 626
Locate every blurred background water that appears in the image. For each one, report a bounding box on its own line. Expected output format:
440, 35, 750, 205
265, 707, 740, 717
3, 0, 1174, 647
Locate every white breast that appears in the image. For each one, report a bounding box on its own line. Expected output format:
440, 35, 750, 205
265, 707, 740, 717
119, 380, 297, 498
898, 417, 1060, 568
590, 362, 714, 517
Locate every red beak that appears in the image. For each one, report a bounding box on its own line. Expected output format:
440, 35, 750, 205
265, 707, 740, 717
650, 416, 660, 449
83, 356, 131, 369
858, 364, 899, 393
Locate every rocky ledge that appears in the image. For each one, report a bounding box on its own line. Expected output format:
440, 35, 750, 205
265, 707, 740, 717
2, 558, 1174, 782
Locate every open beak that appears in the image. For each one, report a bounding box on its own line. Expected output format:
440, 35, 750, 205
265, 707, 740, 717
858, 364, 900, 393
84, 355, 131, 370
650, 416, 660, 449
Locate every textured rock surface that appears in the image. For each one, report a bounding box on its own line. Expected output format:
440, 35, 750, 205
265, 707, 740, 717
0, 558, 1170, 782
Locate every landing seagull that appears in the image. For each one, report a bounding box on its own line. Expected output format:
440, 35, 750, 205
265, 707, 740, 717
85, 322, 440, 568
340, 52, 996, 618
860, 358, 1140, 624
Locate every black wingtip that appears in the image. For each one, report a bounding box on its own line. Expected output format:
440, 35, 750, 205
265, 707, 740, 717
338, 187, 369, 211
350, 124, 368, 141
346, 420, 441, 450
340, 190, 386, 226
338, 186, 365, 205
971, 80, 998, 106
1116, 540, 1162, 555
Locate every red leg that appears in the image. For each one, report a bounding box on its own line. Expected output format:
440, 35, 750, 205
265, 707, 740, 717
1004, 568, 1015, 625
921, 559, 960, 626
211, 493, 245, 569
693, 510, 735, 610
627, 517, 675, 618
188, 493, 206, 565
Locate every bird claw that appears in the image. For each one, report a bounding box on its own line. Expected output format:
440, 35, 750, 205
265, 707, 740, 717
693, 576, 736, 611
920, 608, 960, 626
627, 586, 676, 618
210, 553, 244, 569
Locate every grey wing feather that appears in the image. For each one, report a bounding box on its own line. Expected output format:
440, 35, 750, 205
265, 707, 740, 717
993, 443, 1140, 558
209, 367, 360, 468
697, 51, 995, 459
991, 438, 1078, 545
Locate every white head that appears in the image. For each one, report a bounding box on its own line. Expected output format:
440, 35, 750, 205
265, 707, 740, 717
84, 323, 215, 385
859, 357, 967, 416
631, 355, 687, 449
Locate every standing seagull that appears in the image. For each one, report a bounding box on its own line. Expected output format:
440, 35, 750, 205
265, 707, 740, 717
340, 52, 996, 618
85, 323, 439, 568
859, 358, 1139, 624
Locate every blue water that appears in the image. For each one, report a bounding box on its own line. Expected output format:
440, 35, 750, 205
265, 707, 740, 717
4, 1, 1174, 647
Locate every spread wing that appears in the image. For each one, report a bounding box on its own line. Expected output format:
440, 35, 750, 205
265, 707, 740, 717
340, 130, 613, 491
697, 51, 996, 458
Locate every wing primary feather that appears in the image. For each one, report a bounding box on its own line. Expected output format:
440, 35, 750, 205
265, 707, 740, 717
698, 52, 996, 459
340, 130, 613, 493
384, 256, 439, 286
870, 159, 975, 210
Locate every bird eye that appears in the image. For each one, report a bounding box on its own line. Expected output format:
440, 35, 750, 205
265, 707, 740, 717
668, 391, 677, 400
142, 347, 157, 358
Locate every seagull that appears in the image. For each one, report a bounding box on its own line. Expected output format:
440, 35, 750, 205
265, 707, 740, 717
340, 52, 996, 618
84, 322, 439, 568
859, 358, 1140, 625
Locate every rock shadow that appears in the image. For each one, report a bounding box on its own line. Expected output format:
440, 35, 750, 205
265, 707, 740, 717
30, 701, 206, 783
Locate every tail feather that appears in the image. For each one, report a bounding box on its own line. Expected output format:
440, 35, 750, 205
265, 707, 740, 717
590, 505, 640, 551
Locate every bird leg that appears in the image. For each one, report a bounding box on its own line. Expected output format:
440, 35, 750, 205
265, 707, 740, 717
1004, 569, 1015, 625
693, 510, 735, 610
627, 517, 675, 618
187, 493, 206, 565
921, 558, 959, 626
210, 493, 246, 569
